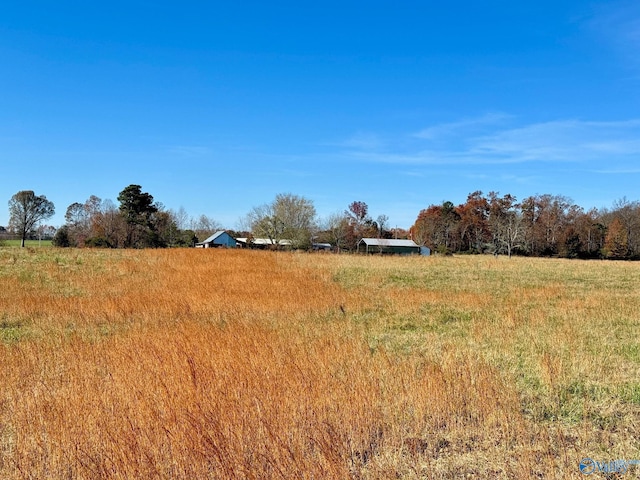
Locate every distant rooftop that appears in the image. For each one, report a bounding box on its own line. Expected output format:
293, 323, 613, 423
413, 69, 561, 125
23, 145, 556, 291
358, 238, 419, 247
198, 231, 228, 244
236, 238, 293, 246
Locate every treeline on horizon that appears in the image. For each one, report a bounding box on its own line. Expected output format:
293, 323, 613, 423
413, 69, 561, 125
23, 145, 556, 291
412, 191, 640, 260
4, 185, 640, 260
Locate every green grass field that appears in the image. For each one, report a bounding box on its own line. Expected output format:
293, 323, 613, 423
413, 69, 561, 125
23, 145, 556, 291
0, 239, 52, 247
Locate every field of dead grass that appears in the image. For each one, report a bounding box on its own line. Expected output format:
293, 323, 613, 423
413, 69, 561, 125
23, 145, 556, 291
0, 248, 639, 478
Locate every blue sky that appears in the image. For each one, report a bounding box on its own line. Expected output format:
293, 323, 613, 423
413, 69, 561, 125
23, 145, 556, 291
2, 1, 640, 230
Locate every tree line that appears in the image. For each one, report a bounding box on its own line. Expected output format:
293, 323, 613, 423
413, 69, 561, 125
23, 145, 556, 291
53, 185, 229, 248
244, 197, 395, 251
6, 186, 640, 259
5, 186, 396, 251
410, 191, 640, 259
5, 186, 223, 249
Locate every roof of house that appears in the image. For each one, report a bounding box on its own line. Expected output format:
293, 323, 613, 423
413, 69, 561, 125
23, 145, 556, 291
358, 238, 419, 248
199, 231, 231, 244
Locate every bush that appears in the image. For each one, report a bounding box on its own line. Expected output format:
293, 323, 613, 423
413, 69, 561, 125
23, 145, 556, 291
52, 226, 71, 247
85, 236, 113, 248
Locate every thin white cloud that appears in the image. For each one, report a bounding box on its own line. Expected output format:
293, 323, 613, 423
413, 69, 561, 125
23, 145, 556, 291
413, 112, 512, 140
472, 119, 640, 162
593, 167, 640, 174
340, 117, 640, 167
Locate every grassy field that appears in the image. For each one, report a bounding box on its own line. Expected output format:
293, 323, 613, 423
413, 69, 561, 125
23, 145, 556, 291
0, 239, 53, 248
0, 248, 638, 478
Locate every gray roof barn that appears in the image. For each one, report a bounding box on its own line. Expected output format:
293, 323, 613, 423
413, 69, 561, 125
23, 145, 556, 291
195, 231, 237, 248
357, 238, 421, 255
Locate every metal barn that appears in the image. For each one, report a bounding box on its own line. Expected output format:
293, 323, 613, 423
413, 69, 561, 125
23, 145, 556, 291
357, 238, 421, 255
195, 231, 237, 248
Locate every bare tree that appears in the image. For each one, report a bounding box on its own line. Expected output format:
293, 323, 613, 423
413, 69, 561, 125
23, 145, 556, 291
320, 211, 350, 251
64, 202, 91, 246
245, 203, 284, 246
190, 214, 223, 243
246, 193, 317, 249
488, 192, 522, 258
8, 191, 55, 247
98, 200, 126, 247
376, 214, 389, 238
611, 198, 640, 257
170, 206, 190, 231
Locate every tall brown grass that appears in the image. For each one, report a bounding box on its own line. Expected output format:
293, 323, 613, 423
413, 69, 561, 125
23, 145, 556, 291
0, 248, 638, 478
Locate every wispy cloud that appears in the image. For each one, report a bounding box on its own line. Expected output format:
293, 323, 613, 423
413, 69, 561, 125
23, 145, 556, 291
413, 112, 512, 140
593, 167, 640, 174
472, 119, 640, 162
338, 117, 640, 167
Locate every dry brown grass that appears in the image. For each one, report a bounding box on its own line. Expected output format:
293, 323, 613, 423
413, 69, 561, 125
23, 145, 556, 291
0, 248, 638, 478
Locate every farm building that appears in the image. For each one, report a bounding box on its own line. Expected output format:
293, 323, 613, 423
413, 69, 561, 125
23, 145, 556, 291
357, 238, 421, 255
235, 238, 293, 249
195, 231, 237, 248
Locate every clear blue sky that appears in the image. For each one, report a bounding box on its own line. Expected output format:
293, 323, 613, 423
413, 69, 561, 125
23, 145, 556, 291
2, 1, 640, 230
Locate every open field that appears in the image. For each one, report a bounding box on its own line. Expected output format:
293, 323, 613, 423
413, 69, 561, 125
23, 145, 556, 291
0, 239, 53, 248
0, 248, 639, 478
